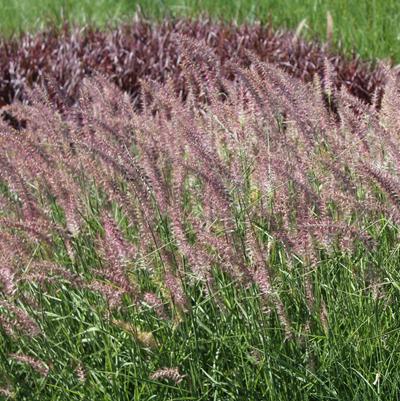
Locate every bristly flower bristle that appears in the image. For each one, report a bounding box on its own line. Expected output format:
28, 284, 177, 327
0, 301, 41, 338
9, 353, 49, 376
143, 292, 168, 319
74, 362, 86, 383
149, 367, 186, 384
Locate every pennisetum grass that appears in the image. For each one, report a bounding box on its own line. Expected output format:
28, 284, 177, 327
0, 37, 399, 400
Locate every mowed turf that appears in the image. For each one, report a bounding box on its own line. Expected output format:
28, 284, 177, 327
0, 0, 400, 62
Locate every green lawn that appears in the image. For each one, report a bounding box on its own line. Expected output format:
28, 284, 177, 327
0, 0, 400, 62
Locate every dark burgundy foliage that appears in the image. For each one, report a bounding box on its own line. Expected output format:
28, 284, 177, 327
0, 19, 389, 112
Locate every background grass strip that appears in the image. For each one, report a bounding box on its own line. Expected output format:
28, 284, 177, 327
0, 0, 400, 61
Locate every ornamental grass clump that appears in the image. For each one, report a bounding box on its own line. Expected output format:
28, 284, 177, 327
0, 37, 399, 396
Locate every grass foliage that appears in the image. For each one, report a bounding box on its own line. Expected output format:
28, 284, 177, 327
0, 38, 400, 400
